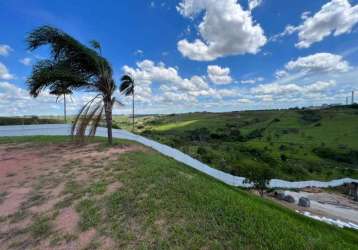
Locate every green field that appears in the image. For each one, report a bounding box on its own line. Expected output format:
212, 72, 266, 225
114, 105, 358, 181
0, 136, 357, 249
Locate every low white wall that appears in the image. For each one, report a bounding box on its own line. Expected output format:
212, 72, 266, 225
0, 124, 357, 189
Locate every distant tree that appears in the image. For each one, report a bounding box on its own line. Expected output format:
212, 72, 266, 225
244, 166, 275, 197
26, 26, 120, 144
49, 85, 72, 123
120, 75, 135, 131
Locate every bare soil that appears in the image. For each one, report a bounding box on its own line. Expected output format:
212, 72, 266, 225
0, 142, 142, 249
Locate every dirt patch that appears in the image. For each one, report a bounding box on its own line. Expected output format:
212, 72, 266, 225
0, 187, 31, 216
55, 207, 79, 234
106, 181, 124, 194
0, 141, 139, 249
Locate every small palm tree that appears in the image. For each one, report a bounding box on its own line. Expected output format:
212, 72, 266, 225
26, 25, 119, 144
49, 85, 72, 123
120, 75, 135, 131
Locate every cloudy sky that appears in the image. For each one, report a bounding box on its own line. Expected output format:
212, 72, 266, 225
1, 0, 358, 116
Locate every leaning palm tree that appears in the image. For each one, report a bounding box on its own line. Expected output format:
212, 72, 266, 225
49, 85, 72, 123
120, 75, 135, 131
26, 25, 118, 144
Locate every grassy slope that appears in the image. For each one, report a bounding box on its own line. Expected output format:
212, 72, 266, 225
114, 106, 358, 181
1, 136, 357, 249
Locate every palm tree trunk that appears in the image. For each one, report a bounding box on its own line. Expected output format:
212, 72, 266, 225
64, 94, 67, 123
132, 92, 134, 132
105, 101, 113, 144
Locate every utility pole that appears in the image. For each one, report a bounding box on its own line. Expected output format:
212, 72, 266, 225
346, 96, 349, 105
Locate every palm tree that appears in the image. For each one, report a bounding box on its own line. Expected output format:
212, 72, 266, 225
49, 85, 72, 123
120, 75, 135, 131
90, 40, 102, 55
26, 25, 118, 144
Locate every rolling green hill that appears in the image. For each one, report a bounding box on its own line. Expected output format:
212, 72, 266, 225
0, 136, 357, 249
114, 105, 358, 181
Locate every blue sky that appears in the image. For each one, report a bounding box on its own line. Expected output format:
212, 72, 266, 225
1, 0, 358, 116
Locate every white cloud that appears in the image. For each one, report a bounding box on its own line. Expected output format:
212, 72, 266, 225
0, 44, 12, 56
270, 25, 298, 42
122, 60, 215, 103
134, 49, 144, 56
0, 62, 15, 80
297, 0, 358, 48
207, 65, 233, 84
248, 0, 262, 11
177, 0, 267, 61
240, 77, 264, 84
238, 98, 253, 103
19, 57, 32, 66
301, 11, 311, 20
285, 53, 351, 73
303, 80, 336, 93
0, 81, 106, 116
251, 80, 336, 96
252, 82, 302, 95
275, 70, 289, 79
273, 0, 358, 48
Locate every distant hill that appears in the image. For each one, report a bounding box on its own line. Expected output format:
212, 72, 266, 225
114, 105, 358, 181
0, 116, 61, 125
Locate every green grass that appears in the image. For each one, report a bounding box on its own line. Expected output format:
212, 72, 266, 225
88, 180, 108, 195
30, 215, 51, 238
1, 136, 357, 249
116, 106, 358, 181
76, 199, 101, 231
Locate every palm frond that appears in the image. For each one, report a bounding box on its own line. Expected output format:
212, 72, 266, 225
88, 106, 104, 137
120, 74, 134, 96
70, 94, 101, 136
27, 26, 113, 93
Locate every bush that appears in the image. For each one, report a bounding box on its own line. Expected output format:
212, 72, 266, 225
299, 110, 321, 124
246, 128, 264, 140
187, 128, 210, 142
229, 128, 245, 141
313, 147, 358, 164
197, 146, 208, 155
280, 154, 288, 161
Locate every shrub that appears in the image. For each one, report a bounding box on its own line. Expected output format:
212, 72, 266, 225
314, 122, 321, 127
188, 128, 210, 142
280, 154, 288, 161
197, 146, 208, 156
299, 110, 321, 124
313, 147, 358, 164
273, 118, 280, 122
229, 128, 245, 141
246, 128, 264, 140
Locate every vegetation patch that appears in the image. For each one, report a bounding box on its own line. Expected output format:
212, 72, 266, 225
76, 199, 101, 231
30, 215, 51, 238
113, 107, 358, 180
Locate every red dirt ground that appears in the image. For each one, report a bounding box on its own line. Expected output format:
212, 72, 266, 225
0, 142, 141, 249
